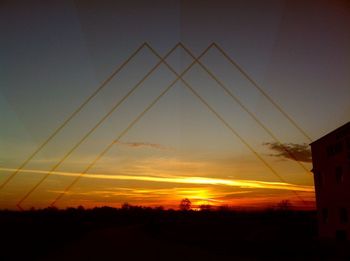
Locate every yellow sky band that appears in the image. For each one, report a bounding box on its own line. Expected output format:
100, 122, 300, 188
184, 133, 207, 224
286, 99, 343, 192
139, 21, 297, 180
0, 167, 314, 192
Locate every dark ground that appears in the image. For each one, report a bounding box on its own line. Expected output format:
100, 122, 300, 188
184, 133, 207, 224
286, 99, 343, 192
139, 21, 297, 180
0, 207, 349, 261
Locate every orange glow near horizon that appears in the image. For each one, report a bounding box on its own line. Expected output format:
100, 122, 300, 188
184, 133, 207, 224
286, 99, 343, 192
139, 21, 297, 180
0, 167, 314, 192
0, 167, 315, 210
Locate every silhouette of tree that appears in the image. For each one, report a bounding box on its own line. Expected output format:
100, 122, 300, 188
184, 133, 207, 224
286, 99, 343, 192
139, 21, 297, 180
179, 198, 192, 211
121, 202, 131, 210
276, 200, 292, 211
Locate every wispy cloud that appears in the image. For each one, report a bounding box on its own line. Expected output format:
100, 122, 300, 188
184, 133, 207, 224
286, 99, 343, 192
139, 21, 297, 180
116, 141, 172, 151
46, 186, 314, 210
48, 187, 251, 205
263, 142, 312, 162
0, 167, 314, 192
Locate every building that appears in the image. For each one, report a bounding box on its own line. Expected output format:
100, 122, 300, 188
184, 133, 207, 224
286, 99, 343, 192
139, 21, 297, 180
311, 122, 350, 240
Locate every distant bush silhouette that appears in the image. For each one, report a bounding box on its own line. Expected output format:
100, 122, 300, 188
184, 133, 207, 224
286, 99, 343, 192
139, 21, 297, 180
199, 204, 212, 211
0, 205, 325, 261
276, 200, 292, 211
121, 202, 131, 210
179, 198, 192, 211
154, 206, 164, 211
218, 205, 231, 212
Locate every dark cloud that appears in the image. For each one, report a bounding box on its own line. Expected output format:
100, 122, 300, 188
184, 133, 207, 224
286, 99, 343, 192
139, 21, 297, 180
263, 142, 312, 163
117, 142, 171, 151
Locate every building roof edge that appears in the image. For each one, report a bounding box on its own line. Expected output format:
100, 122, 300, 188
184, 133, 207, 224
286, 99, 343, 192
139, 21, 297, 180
310, 121, 350, 145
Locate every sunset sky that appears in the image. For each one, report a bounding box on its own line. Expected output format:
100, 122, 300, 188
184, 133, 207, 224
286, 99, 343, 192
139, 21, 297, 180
1, 0, 349, 210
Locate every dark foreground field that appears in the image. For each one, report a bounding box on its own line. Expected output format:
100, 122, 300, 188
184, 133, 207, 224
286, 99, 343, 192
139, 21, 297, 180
0, 207, 349, 261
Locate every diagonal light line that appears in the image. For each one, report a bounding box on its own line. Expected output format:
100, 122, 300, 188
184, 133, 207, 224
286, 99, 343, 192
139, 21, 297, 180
145, 43, 306, 204
50, 44, 213, 207
16, 43, 181, 209
0, 43, 148, 193
177, 43, 311, 175
212, 43, 312, 142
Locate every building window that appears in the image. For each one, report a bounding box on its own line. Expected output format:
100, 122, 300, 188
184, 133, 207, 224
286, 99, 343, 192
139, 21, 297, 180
322, 208, 329, 224
336, 166, 343, 184
327, 142, 343, 157
334, 142, 343, 154
340, 208, 348, 224
315, 171, 323, 187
